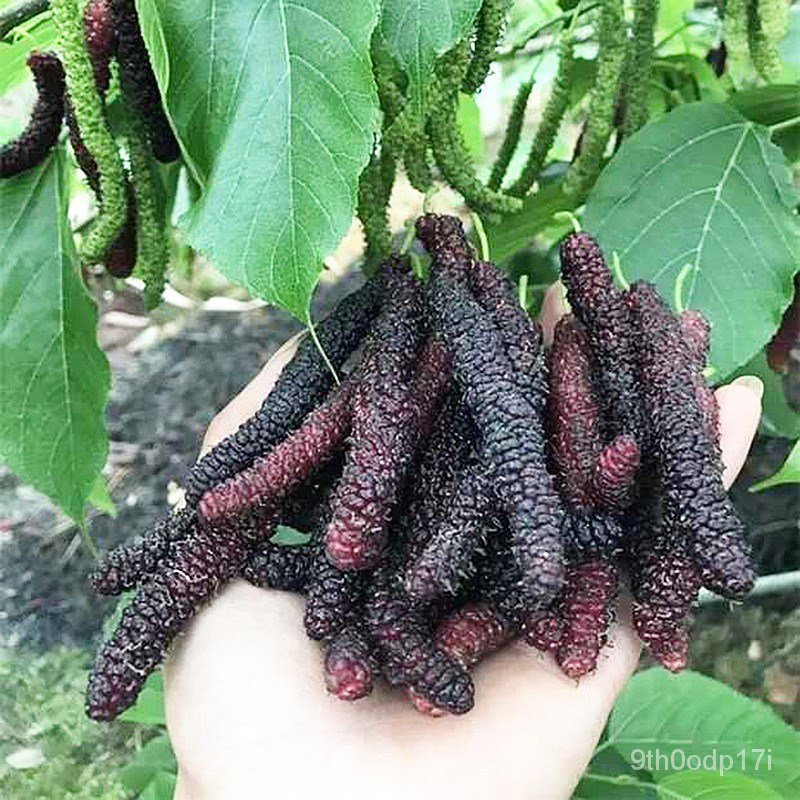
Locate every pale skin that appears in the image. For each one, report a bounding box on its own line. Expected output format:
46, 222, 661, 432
166, 286, 764, 800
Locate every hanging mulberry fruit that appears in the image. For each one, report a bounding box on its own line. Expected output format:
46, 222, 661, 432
0, 53, 65, 179
111, 0, 180, 162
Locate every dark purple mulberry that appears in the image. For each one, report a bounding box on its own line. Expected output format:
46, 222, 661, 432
627, 282, 754, 599
86, 524, 247, 720
111, 0, 180, 162
324, 621, 377, 701
400, 393, 477, 561
467, 257, 546, 410
304, 545, 364, 641
91, 508, 195, 595
629, 523, 700, 672
0, 52, 65, 178
404, 465, 493, 600
184, 274, 384, 506
559, 232, 645, 443
426, 267, 565, 602
242, 541, 311, 591
415, 213, 473, 280
367, 569, 474, 714
767, 275, 799, 374
84, 0, 116, 93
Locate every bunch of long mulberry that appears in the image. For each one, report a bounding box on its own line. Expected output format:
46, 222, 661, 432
87, 216, 753, 721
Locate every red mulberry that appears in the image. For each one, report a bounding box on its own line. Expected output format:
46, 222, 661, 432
629, 519, 700, 672
0, 53, 65, 179
552, 559, 618, 678
198, 377, 356, 529
324, 621, 377, 701
435, 602, 511, 669
591, 433, 640, 513
83, 0, 116, 93
184, 274, 384, 505
111, 0, 180, 162
547, 316, 603, 510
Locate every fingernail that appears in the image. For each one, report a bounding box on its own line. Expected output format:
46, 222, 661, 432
731, 375, 764, 401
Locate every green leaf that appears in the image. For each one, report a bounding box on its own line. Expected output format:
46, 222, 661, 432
0, 14, 57, 98
379, 0, 482, 119
119, 672, 166, 726
657, 0, 694, 37
730, 85, 800, 163
270, 524, 312, 546
119, 734, 176, 794
607, 668, 800, 799
137, 0, 380, 319
584, 102, 800, 380
88, 475, 117, 516
750, 439, 800, 491
577, 746, 657, 798
138, 772, 177, 800
484, 180, 579, 264
457, 92, 484, 161
728, 351, 800, 439
658, 771, 784, 800
0, 148, 110, 522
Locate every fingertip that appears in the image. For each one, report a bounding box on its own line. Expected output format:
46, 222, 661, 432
715, 378, 763, 489
539, 281, 569, 346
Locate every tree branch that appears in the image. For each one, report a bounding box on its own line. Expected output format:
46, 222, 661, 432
0, 0, 49, 41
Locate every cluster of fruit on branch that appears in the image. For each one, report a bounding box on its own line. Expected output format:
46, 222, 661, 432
85, 214, 754, 721
0, 0, 175, 304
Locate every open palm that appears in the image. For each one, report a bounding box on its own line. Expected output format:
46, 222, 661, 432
165, 288, 762, 800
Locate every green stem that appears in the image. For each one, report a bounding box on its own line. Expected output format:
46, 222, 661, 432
581, 772, 681, 799
0, 0, 48, 39
307, 314, 341, 385
497, 2, 600, 60
471, 212, 490, 261
770, 115, 800, 133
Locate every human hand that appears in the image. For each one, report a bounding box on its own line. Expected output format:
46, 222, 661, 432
165, 287, 763, 800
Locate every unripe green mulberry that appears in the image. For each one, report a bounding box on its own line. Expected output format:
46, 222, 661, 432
508, 32, 576, 197
564, 0, 627, 200
462, 0, 507, 93
622, 0, 660, 137
52, 0, 128, 264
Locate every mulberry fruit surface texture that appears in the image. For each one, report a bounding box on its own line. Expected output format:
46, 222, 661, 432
88, 221, 753, 720
0, 53, 66, 178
